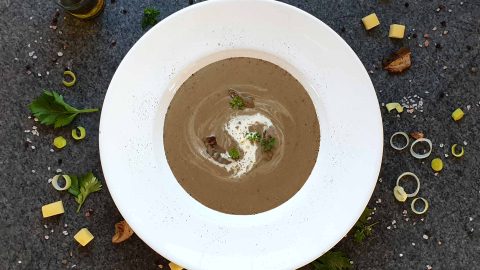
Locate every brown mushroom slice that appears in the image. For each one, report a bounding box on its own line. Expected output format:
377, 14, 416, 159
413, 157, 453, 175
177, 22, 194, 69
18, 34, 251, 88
384, 47, 412, 73
203, 136, 231, 165
112, 220, 134, 244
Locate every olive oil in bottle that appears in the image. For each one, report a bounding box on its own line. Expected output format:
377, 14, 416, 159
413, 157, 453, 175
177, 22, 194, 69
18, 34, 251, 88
57, 0, 105, 19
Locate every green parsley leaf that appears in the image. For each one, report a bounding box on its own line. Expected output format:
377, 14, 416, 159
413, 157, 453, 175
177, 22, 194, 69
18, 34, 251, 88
312, 251, 352, 270
246, 132, 261, 143
229, 96, 245, 110
142, 8, 160, 30
74, 172, 102, 213
260, 136, 276, 152
67, 175, 80, 197
28, 90, 98, 128
353, 207, 377, 243
228, 147, 240, 160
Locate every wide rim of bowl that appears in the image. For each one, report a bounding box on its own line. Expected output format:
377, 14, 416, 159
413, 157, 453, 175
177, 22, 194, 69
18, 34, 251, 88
99, 0, 383, 269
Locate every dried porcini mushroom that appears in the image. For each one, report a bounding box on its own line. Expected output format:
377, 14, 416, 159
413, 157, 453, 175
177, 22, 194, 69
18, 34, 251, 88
410, 131, 424, 140
384, 48, 412, 73
112, 220, 134, 244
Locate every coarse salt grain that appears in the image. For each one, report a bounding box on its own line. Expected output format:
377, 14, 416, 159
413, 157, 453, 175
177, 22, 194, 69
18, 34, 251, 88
469, 217, 473, 221
56, 168, 62, 173
464, 141, 468, 145
31, 170, 36, 173
57, 51, 63, 57
423, 234, 429, 239
44, 224, 48, 229
399, 253, 403, 257
50, 149, 55, 152
412, 242, 416, 246
31, 146, 36, 150
44, 235, 49, 240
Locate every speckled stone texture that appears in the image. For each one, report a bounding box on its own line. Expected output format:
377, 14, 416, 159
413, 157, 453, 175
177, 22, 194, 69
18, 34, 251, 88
0, 0, 479, 269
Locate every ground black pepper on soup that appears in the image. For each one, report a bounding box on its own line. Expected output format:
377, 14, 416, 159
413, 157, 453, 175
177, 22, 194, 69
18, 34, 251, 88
164, 57, 320, 215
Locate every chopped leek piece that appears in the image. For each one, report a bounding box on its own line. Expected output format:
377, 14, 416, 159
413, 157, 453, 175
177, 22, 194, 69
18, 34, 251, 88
411, 197, 429, 214
393, 185, 408, 202
396, 172, 420, 198
52, 174, 72, 191
53, 136, 67, 149
451, 144, 465, 157
431, 158, 444, 172
390, 132, 409, 150
63, 70, 77, 87
386, 102, 404, 113
71, 126, 86, 140
451, 108, 464, 121
410, 138, 432, 159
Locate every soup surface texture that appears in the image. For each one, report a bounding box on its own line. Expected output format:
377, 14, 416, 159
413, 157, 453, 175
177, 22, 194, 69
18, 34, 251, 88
164, 57, 320, 215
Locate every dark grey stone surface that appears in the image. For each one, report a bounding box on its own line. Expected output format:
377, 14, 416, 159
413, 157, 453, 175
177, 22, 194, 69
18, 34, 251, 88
0, 0, 479, 269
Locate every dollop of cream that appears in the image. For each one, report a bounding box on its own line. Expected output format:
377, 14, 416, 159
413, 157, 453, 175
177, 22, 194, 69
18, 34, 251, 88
207, 113, 273, 178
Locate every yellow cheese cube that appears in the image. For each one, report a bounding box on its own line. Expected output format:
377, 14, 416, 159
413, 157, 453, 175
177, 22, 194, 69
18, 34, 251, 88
362, 13, 380, 30
452, 108, 464, 121
168, 262, 183, 270
389, 24, 406, 39
74, 228, 94, 246
41, 201, 65, 218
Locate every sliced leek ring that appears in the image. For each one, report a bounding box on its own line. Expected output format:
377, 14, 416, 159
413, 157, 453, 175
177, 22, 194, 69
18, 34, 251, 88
396, 172, 420, 198
71, 126, 86, 140
451, 144, 465, 157
51, 174, 72, 191
431, 158, 444, 172
53, 136, 67, 149
411, 197, 429, 214
63, 70, 77, 87
410, 138, 432, 159
390, 132, 409, 150
393, 185, 408, 202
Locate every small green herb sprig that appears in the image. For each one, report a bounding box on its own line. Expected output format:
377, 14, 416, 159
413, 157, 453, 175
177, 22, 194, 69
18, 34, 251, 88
312, 251, 352, 270
229, 96, 245, 110
228, 147, 240, 160
68, 172, 102, 213
142, 8, 160, 30
353, 207, 378, 243
260, 137, 276, 152
246, 132, 261, 143
244, 132, 276, 152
